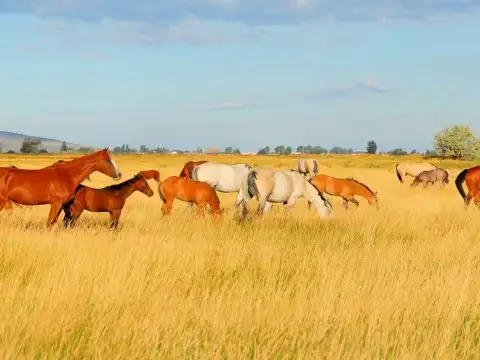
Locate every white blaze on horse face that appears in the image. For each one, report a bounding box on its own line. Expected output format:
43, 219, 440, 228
110, 159, 122, 179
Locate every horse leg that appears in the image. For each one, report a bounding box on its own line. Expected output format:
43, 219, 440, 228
161, 200, 173, 216
350, 198, 360, 207
47, 201, 64, 228
196, 203, 207, 217
256, 196, 269, 216
343, 198, 349, 210
109, 209, 122, 229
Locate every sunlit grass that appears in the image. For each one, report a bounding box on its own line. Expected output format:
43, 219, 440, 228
0, 153, 479, 358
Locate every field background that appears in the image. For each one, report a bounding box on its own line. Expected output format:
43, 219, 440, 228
1, 153, 480, 359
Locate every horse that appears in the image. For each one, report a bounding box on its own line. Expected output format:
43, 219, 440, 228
179, 160, 208, 179
62, 170, 159, 229
297, 159, 319, 179
191, 162, 252, 193
410, 168, 449, 188
455, 166, 480, 208
235, 168, 332, 220
158, 176, 222, 218
309, 174, 379, 210
0, 148, 122, 227
395, 162, 437, 183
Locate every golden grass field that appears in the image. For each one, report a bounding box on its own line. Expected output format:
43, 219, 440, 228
1, 153, 480, 359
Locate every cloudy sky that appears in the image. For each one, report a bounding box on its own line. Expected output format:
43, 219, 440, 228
0, 1, 479, 152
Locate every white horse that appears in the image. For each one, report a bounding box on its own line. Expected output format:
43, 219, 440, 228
235, 167, 332, 220
297, 159, 319, 180
191, 162, 252, 193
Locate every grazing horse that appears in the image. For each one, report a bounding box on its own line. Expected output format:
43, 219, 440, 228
395, 162, 437, 183
62, 170, 158, 229
455, 166, 480, 208
297, 159, 319, 179
0, 148, 122, 227
179, 160, 208, 179
309, 174, 379, 210
158, 176, 222, 218
411, 168, 449, 188
235, 168, 332, 220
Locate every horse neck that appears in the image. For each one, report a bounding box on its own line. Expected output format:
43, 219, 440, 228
352, 182, 376, 201
65, 159, 99, 186
116, 180, 139, 199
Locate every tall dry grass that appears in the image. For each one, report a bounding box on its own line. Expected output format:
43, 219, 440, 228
1, 154, 480, 359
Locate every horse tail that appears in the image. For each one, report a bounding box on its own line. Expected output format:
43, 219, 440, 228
157, 184, 167, 203
455, 168, 469, 199
395, 164, 403, 183
247, 170, 259, 199
313, 160, 318, 175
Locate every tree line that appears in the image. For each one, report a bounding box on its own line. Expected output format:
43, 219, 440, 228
3, 124, 480, 161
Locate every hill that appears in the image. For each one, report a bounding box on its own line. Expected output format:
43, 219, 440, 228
0, 131, 89, 153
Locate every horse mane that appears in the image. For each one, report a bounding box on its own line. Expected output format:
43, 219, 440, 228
346, 177, 376, 196
103, 175, 141, 191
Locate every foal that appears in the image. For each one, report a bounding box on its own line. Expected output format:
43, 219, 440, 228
63, 170, 159, 228
158, 176, 222, 218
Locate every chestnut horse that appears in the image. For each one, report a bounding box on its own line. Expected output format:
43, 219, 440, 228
179, 160, 208, 179
309, 174, 379, 210
0, 161, 92, 213
0, 148, 122, 226
158, 176, 222, 218
63, 170, 159, 229
455, 166, 480, 208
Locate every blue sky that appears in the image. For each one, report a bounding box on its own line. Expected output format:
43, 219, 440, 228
0, 1, 479, 152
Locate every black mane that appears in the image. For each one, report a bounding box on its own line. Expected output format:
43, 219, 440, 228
103, 175, 141, 191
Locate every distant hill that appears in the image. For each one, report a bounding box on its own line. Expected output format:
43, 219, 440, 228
0, 131, 90, 153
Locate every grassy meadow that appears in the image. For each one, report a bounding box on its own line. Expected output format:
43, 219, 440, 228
1, 153, 480, 359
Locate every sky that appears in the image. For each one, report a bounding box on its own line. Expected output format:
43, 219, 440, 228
0, 1, 480, 153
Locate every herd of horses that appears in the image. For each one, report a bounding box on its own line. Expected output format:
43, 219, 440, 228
1, 149, 480, 229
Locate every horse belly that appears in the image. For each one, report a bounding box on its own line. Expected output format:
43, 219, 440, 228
267, 176, 292, 203
7, 186, 51, 205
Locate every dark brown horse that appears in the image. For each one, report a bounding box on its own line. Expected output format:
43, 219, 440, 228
0, 148, 122, 226
179, 160, 208, 179
455, 166, 480, 208
63, 170, 159, 229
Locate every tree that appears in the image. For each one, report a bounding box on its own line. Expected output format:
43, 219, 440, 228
297, 145, 305, 153
274, 145, 285, 154
233, 148, 241, 154
366, 140, 377, 154
60, 141, 67, 152
284, 146, 292, 155
389, 148, 408, 155
140, 145, 150, 153
434, 125, 480, 160
224, 146, 232, 154
257, 146, 270, 155
20, 139, 41, 153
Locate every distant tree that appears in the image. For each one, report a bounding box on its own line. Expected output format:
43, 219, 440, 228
330, 146, 353, 154
6, 150, 15, 154
60, 141, 67, 152
78, 147, 94, 153
434, 125, 480, 160
233, 148, 241, 154
285, 146, 292, 155
0, 142, 3, 153
389, 148, 408, 155
312, 146, 328, 154
257, 146, 270, 155
139, 145, 150, 153
274, 145, 285, 154
224, 146, 233, 154
366, 140, 377, 154
297, 145, 305, 153
20, 139, 41, 153
39, 148, 48, 153
410, 149, 417, 154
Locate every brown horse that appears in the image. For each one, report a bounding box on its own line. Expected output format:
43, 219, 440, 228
179, 160, 208, 179
455, 166, 480, 208
0, 148, 122, 226
309, 174, 379, 210
63, 170, 159, 229
158, 176, 222, 218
